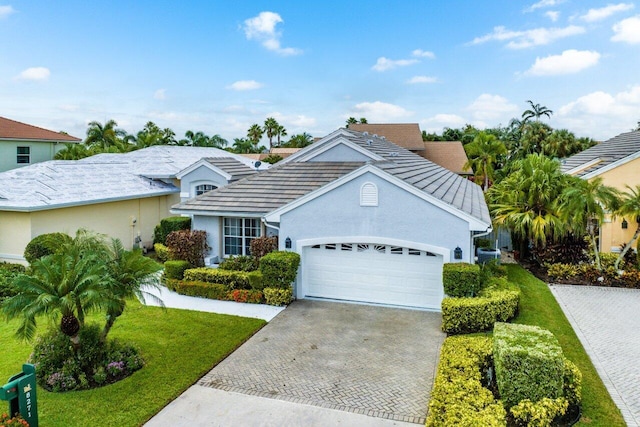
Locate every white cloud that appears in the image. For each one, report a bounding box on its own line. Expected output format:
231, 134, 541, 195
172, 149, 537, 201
546, 11, 560, 22
154, 89, 166, 100
372, 57, 418, 71
421, 114, 467, 132
350, 101, 413, 121
526, 0, 564, 12
471, 25, 585, 49
243, 11, 302, 56
16, 67, 50, 81
612, 15, 640, 43
0, 5, 15, 18
557, 85, 640, 139
526, 49, 600, 76
580, 3, 634, 22
407, 76, 438, 84
466, 94, 519, 121
58, 104, 79, 112
227, 80, 264, 91
412, 49, 435, 59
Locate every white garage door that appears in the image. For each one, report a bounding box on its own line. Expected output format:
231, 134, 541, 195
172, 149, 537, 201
302, 243, 443, 310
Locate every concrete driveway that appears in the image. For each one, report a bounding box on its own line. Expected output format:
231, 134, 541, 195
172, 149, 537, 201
147, 300, 444, 426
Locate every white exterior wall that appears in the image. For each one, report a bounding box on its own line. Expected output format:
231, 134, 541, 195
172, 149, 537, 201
179, 165, 229, 200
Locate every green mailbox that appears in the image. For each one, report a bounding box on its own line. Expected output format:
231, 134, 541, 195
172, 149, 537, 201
0, 364, 38, 427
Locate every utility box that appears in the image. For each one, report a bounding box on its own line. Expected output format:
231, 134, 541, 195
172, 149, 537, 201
478, 248, 501, 265
0, 364, 38, 427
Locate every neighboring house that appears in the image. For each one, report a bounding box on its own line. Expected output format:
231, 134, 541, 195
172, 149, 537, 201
422, 141, 473, 177
347, 123, 425, 154
561, 130, 640, 253
0, 146, 262, 263
172, 128, 491, 310
0, 116, 82, 172
270, 147, 301, 158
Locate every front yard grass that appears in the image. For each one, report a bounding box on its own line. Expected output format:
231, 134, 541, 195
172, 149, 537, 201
506, 264, 625, 426
0, 299, 265, 426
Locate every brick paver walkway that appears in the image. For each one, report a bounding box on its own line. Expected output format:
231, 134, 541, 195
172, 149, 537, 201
199, 300, 444, 424
550, 285, 640, 427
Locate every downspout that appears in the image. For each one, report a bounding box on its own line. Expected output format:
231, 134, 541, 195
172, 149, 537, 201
471, 225, 493, 264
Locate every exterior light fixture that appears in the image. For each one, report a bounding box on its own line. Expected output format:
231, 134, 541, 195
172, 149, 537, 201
622, 219, 628, 229
454, 246, 463, 260
285, 237, 292, 249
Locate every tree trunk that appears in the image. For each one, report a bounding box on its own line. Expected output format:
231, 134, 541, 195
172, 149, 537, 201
615, 226, 640, 270
101, 314, 116, 343
591, 234, 602, 271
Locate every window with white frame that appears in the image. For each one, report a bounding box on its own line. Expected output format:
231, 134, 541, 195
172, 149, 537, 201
17, 147, 30, 164
195, 184, 217, 196
360, 182, 378, 206
223, 218, 261, 256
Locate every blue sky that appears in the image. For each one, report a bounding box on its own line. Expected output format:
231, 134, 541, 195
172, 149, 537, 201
1, 1, 639, 142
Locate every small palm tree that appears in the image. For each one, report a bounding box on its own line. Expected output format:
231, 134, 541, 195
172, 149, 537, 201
54, 143, 91, 160
522, 100, 553, 123
615, 185, 640, 269
263, 117, 279, 149
463, 131, 507, 191
85, 120, 126, 150
247, 124, 264, 143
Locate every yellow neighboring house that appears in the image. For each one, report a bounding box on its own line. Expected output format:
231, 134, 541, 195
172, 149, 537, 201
0, 146, 261, 263
561, 130, 640, 253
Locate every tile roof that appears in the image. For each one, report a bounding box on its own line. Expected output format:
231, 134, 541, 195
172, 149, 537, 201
174, 129, 491, 226
347, 123, 425, 151
0, 116, 81, 142
174, 162, 363, 214
0, 145, 258, 211
204, 158, 257, 181
422, 141, 472, 175
560, 131, 640, 177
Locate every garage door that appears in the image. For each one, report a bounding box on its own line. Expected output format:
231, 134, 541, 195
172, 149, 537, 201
302, 243, 443, 310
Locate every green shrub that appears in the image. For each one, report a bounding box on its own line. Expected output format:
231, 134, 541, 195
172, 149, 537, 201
443, 263, 481, 297
509, 397, 569, 427
493, 322, 565, 408
260, 251, 300, 289
546, 263, 579, 280
441, 288, 519, 335
154, 243, 170, 262
0, 262, 26, 273
250, 236, 278, 259
426, 335, 506, 427
0, 263, 25, 301
153, 216, 191, 245
173, 281, 229, 300
218, 255, 259, 272
184, 267, 263, 290
563, 358, 582, 406
166, 229, 209, 267
23, 232, 72, 264
164, 260, 192, 280
264, 287, 293, 306
229, 289, 264, 304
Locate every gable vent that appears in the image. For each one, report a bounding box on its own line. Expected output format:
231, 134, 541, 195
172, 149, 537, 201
360, 182, 378, 207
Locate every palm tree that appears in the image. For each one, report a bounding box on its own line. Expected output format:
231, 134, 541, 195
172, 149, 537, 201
232, 137, 264, 154
181, 130, 209, 146
543, 129, 577, 159
100, 239, 163, 342
359, 117, 368, 124
275, 124, 287, 147
54, 143, 91, 160
615, 185, 640, 269
263, 117, 279, 149
208, 134, 228, 149
346, 117, 358, 127
522, 100, 553, 123
284, 133, 314, 148
560, 178, 620, 270
463, 131, 507, 191
85, 120, 126, 150
247, 124, 264, 143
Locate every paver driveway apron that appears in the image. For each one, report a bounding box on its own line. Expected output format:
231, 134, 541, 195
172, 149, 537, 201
199, 300, 444, 424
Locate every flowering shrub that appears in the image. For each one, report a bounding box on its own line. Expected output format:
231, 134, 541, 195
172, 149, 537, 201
0, 413, 29, 426
229, 289, 263, 304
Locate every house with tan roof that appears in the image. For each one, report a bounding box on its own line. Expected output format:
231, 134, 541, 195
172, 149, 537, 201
347, 123, 425, 153
561, 130, 640, 253
172, 128, 491, 311
0, 116, 82, 172
422, 141, 473, 177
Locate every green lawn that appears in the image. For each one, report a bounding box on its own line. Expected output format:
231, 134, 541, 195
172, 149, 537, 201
506, 264, 625, 426
0, 300, 265, 426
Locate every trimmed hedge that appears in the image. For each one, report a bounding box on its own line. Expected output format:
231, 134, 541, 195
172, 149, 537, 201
164, 260, 192, 280
218, 255, 259, 272
260, 251, 300, 289
493, 322, 565, 408
172, 281, 230, 300
443, 262, 482, 297
441, 277, 520, 334
263, 287, 293, 306
510, 397, 569, 427
426, 335, 506, 427
153, 216, 191, 244
154, 243, 170, 263
0, 263, 25, 301
23, 232, 72, 264
184, 267, 263, 290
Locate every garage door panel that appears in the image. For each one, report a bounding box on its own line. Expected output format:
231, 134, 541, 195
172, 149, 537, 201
303, 243, 443, 310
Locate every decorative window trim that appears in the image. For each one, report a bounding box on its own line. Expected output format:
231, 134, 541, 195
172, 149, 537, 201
360, 182, 378, 206
223, 217, 261, 257
195, 183, 217, 196
17, 146, 30, 164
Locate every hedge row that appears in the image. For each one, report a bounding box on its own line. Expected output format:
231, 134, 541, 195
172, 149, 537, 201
153, 216, 191, 245
442, 263, 482, 297
441, 277, 519, 334
168, 279, 290, 306
183, 267, 263, 291
260, 251, 300, 289
23, 232, 72, 264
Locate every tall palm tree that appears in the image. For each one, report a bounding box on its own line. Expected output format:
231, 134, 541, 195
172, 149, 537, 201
522, 100, 553, 123
463, 131, 507, 191
275, 124, 287, 147
615, 185, 640, 269
247, 124, 264, 143
560, 178, 620, 270
85, 120, 126, 150
263, 117, 279, 149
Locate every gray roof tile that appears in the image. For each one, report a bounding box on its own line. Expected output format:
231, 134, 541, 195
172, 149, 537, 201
560, 131, 640, 177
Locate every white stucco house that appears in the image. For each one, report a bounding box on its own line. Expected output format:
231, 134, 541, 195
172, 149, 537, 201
172, 129, 491, 311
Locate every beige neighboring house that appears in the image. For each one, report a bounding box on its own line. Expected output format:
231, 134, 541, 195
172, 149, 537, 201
0, 146, 261, 263
270, 147, 301, 158
0, 116, 82, 172
561, 131, 640, 253
347, 123, 425, 153
422, 141, 473, 177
